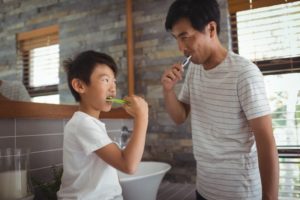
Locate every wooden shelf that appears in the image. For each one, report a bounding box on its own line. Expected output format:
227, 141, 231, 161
0, 100, 131, 119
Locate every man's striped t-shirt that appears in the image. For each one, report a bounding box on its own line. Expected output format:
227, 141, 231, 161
178, 51, 271, 200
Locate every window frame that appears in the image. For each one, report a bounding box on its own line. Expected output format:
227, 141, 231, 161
17, 25, 59, 97
228, 0, 300, 161
229, 2, 300, 197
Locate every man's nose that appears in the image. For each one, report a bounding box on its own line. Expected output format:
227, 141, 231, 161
177, 39, 187, 52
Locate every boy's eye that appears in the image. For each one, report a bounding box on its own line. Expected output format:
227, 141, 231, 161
100, 77, 116, 84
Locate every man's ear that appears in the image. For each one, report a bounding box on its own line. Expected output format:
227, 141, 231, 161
71, 79, 86, 94
207, 21, 217, 37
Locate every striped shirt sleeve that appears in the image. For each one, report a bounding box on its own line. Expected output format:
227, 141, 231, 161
237, 64, 271, 120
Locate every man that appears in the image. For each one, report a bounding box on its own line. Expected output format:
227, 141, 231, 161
161, 0, 279, 199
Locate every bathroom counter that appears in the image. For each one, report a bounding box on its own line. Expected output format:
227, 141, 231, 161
0, 100, 131, 119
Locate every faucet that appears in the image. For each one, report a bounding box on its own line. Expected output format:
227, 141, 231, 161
120, 126, 131, 149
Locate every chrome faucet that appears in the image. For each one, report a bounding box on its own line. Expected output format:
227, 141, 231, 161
120, 126, 131, 149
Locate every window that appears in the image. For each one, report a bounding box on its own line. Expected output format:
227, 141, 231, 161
228, 0, 300, 198
229, 0, 300, 74
17, 25, 60, 104
236, 2, 300, 61
264, 73, 300, 199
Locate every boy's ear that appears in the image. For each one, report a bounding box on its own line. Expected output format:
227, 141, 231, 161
71, 79, 85, 94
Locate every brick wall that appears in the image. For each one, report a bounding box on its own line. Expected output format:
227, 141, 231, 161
0, 0, 231, 183
0, 0, 128, 103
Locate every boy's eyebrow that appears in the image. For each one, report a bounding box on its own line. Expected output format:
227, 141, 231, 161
98, 73, 115, 79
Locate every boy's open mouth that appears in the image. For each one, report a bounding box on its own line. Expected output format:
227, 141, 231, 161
106, 97, 128, 104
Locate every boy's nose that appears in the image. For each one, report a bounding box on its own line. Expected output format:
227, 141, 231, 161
110, 83, 116, 93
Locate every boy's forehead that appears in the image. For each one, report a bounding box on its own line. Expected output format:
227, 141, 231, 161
93, 64, 115, 77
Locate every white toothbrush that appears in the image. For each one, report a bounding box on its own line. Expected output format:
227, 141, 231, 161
182, 55, 192, 68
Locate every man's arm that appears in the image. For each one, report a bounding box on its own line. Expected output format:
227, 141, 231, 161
249, 115, 279, 200
163, 89, 190, 124
161, 63, 190, 124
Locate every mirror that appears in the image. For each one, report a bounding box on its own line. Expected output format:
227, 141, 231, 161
0, 0, 134, 105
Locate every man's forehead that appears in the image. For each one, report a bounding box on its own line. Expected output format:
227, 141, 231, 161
171, 31, 188, 38
171, 19, 194, 36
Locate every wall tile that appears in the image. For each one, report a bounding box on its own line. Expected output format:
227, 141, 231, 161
30, 150, 62, 170
16, 135, 63, 152
0, 138, 14, 149
0, 119, 14, 137
16, 119, 64, 136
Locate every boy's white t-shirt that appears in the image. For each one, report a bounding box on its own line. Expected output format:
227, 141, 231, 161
57, 111, 122, 200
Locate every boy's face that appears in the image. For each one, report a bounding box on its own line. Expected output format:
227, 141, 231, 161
80, 64, 116, 112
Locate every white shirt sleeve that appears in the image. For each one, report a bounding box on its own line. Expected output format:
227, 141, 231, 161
238, 64, 271, 120
75, 117, 112, 156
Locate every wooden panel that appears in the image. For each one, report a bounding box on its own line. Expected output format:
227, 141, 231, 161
17, 25, 59, 41
228, 0, 250, 13
0, 100, 131, 119
227, 0, 297, 13
252, 0, 286, 9
20, 34, 58, 51
126, 0, 135, 95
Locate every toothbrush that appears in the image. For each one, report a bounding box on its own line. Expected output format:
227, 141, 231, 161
106, 97, 128, 104
182, 55, 192, 68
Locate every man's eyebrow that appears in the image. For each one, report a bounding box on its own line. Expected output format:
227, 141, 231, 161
171, 31, 188, 39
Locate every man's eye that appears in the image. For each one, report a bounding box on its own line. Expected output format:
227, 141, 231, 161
182, 37, 188, 41
101, 78, 109, 83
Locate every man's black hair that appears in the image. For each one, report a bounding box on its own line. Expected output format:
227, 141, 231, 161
64, 50, 118, 102
165, 0, 220, 34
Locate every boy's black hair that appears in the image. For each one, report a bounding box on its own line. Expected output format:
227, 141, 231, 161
165, 0, 220, 35
64, 50, 118, 102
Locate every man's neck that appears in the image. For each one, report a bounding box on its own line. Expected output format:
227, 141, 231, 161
203, 43, 228, 70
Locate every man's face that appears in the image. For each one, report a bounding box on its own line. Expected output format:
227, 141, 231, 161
171, 18, 212, 65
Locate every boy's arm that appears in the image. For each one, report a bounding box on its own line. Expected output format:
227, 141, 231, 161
95, 95, 148, 174
249, 115, 279, 200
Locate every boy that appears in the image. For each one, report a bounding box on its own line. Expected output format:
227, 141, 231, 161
57, 50, 148, 200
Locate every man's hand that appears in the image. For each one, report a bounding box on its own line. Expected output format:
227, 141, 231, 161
161, 63, 184, 92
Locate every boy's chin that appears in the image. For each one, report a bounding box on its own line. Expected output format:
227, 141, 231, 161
102, 105, 112, 112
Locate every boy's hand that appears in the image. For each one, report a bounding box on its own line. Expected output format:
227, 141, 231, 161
123, 95, 148, 118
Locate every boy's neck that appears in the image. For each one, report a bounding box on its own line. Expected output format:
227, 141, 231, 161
79, 104, 100, 119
